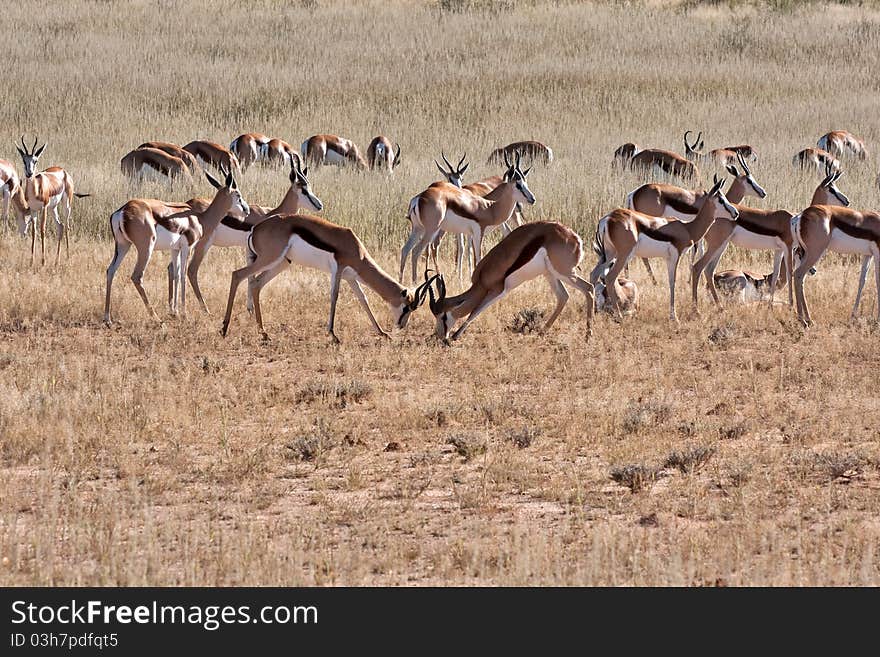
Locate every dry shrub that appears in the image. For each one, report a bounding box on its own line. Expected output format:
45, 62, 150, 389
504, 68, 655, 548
611, 464, 659, 493
447, 434, 487, 461
509, 308, 544, 334
622, 400, 673, 434
663, 446, 716, 474
296, 379, 373, 409
505, 427, 540, 449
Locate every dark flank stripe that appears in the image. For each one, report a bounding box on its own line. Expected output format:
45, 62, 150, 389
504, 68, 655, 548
504, 237, 545, 278
638, 224, 676, 243
735, 216, 782, 237
291, 226, 338, 255
666, 196, 698, 215
834, 219, 880, 243
221, 215, 252, 232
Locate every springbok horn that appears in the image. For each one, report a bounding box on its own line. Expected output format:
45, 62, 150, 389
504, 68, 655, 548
441, 152, 454, 172
457, 153, 466, 170
20, 135, 28, 154
32, 136, 39, 154
684, 130, 693, 150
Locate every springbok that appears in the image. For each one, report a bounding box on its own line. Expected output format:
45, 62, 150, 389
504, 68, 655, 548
595, 275, 639, 316
792, 202, 880, 327
264, 138, 301, 168
301, 134, 367, 169
16, 136, 90, 266
487, 141, 553, 166
592, 175, 738, 321
219, 213, 437, 342
183, 140, 241, 175
613, 143, 641, 168
186, 158, 323, 314
366, 136, 401, 172
428, 152, 525, 274
712, 264, 815, 305
103, 169, 249, 325
121, 147, 193, 183
425, 221, 594, 342
138, 142, 200, 173
0, 158, 19, 225
629, 148, 699, 181
683, 131, 757, 167
818, 130, 867, 161
794, 147, 840, 173
692, 164, 850, 310
399, 153, 536, 284
625, 152, 766, 282
230, 133, 271, 171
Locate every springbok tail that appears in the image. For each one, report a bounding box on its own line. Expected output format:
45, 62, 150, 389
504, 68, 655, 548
74, 193, 91, 198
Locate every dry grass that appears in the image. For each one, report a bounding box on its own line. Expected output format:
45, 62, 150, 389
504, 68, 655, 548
1, 0, 879, 586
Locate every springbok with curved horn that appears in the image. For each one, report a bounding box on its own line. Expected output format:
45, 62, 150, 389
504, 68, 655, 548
230, 133, 271, 171
399, 152, 536, 284
692, 164, 850, 310
121, 147, 193, 184
138, 142, 200, 173
487, 141, 553, 166
367, 136, 401, 172
301, 134, 367, 170
625, 152, 766, 282
186, 158, 323, 314
794, 147, 839, 173
683, 130, 757, 167
0, 158, 19, 226
219, 213, 437, 342
613, 143, 641, 168
792, 193, 880, 327
16, 136, 90, 266
183, 140, 241, 175
592, 175, 738, 321
103, 168, 249, 325
426, 222, 593, 343
818, 130, 867, 161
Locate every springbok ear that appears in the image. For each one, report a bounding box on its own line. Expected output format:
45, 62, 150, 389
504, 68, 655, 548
15, 146, 25, 158
522, 166, 532, 177
205, 171, 222, 189
435, 159, 447, 176
34, 144, 46, 158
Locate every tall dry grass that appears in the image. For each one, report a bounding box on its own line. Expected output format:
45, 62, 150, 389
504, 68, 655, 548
0, 1, 879, 585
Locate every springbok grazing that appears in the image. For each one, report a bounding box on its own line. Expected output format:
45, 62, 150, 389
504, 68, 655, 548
629, 147, 699, 181
183, 140, 241, 175
592, 175, 738, 321
399, 153, 536, 284
794, 147, 839, 173
16, 136, 90, 266
792, 201, 880, 327
713, 264, 815, 305
487, 141, 553, 166
366, 136, 401, 172
625, 152, 767, 283
692, 164, 850, 310
425, 222, 594, 343
103, 169, 249, 325
186, 158, 323, 314
683, 131, 757, 167
818, 130, 867, 161
264, 138, 301, 168
0, 158, 19, 225
595, 276, 639, 315
230, 133, 271, 171
121, 147, 193, 184
613, 143, 640, 168
219, 213, 437, 342
301, 134, 367, 169
138, 141, 200, 173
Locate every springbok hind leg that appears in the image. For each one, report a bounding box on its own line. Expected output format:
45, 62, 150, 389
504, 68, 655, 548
565, 273, 595, 337
851, 255, 872, 319
541, 276, 569, 332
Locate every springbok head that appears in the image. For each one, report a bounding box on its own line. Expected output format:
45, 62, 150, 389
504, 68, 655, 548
289, 158, 323, 211
205, 166, 250, 219
708, 174, 738, 220
820, 162, 849, 206
16, 136, 47, 178
435, 152, 468, 188
725, 152, 767, 199
505, 152, 536, 205
394, 270, 439, 329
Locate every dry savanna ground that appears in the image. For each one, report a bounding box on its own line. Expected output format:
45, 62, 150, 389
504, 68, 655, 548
1, 0, 879, 585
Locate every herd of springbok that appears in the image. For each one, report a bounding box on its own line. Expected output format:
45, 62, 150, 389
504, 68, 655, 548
1, 129, 878, 343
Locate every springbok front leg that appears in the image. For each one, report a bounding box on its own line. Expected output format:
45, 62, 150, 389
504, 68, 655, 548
450, 287, 501, 341
39, 207, 48, 266
131, 238, 159, 320
665, 249, 682, 322
186, 240, 212, 314
344, 274, 391, 339
851, 255, 872, 319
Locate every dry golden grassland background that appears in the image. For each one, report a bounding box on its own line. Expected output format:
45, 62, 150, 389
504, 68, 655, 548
1, 0, 879, 585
